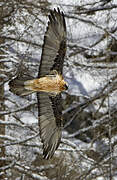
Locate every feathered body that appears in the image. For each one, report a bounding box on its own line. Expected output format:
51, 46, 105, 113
25, 73, 67, 94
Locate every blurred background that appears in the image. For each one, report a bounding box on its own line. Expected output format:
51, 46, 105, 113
0, 0, 117, 179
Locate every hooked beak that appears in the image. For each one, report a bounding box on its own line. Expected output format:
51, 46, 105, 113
64, 84, 68, 90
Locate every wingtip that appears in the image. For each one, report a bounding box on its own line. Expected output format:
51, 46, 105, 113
50, 7, 64, 16
49, 8, 66, 31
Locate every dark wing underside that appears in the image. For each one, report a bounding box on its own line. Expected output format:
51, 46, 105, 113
38, 8, 67, 77
37, 92, 62, 159
37, 8, 66, 159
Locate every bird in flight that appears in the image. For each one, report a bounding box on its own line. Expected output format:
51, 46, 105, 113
9, 8, 67, 159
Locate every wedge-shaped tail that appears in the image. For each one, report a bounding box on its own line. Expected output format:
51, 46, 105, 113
9, 77, 34, 96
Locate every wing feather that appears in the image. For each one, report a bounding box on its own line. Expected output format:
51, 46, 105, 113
38, 8, 66, 77
37, 8, 66, 159
37, 92, 62, 159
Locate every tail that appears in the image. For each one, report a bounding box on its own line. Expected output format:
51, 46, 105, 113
9, 77, 34, 96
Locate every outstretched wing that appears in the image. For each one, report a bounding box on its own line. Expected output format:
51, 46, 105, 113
37, 92, 62, 159
38, 8, 67, 77
37, 8, 66, 159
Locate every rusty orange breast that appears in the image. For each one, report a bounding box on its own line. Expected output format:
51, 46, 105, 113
24, 74, 67, 94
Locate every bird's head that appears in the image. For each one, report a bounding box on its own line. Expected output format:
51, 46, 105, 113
56, 74, 68, 91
